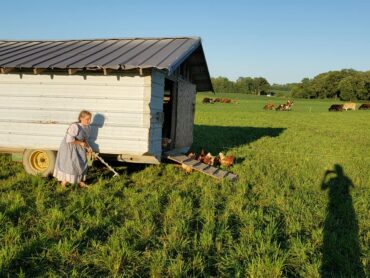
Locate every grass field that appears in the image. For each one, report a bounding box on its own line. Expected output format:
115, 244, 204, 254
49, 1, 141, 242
0, 93, 369, 277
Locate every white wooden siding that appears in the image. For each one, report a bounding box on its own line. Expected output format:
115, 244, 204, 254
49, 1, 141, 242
0, 72, 155, 156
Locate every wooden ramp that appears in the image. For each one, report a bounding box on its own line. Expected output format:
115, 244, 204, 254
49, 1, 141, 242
166, 154, 238, 182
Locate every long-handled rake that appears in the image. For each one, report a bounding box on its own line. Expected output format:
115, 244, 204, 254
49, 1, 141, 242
84, 141, 119, 177
85, 144, 120, 177
92, 152, 120, 177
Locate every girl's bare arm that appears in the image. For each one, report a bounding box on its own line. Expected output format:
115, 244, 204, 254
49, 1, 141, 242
70, 140, 87, 147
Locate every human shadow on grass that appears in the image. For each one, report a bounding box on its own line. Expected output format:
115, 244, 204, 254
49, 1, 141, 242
192, 125, 285, 154
320, 164, 365, 277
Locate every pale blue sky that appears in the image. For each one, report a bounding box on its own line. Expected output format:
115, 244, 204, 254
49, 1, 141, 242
1, 0, 369, 84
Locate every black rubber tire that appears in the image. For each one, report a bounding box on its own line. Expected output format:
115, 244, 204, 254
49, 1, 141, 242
22, 149, 56, 177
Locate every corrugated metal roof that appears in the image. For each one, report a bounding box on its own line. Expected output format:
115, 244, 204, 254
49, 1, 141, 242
0, 37, 213, 91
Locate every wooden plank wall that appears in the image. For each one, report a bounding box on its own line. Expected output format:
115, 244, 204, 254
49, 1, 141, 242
0, 72, 154, 156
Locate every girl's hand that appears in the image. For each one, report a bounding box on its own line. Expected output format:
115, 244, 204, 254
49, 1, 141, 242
80, 141, 88, 148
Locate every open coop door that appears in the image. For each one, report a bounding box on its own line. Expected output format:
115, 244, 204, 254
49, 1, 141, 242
172, 79, 196, 152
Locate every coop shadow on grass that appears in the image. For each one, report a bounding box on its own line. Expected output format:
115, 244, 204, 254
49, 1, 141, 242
86, 125, 286, 182
192, 125, 286, 154
85, 158, 147, 184
320, 164, 365, 277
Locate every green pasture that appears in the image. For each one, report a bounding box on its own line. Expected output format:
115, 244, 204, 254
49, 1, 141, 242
0, 93, 369, 277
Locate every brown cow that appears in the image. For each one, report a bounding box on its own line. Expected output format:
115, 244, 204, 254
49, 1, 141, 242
359, 103, 370, 110
221, 98, 232, 103
211, 97, 236, 104
263, 103, 276, 110
202, 97, 214, 104
328, 104, 343, 111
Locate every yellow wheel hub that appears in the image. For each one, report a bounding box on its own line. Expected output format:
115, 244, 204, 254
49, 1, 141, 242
29, 150, 49, 172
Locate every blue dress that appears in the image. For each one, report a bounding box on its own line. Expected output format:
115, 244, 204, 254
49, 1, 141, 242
53, 123, 90, 184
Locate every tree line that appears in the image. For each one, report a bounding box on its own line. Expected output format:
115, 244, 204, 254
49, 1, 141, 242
211, 69, 370, 100
291, 69, 370, 100
211, 76, 273, 95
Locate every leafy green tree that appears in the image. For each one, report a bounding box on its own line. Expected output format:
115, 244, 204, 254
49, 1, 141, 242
235, 77, 254, 94
271, 83, 296, 92
252, 77, 270, 95
363, 71, 370, 100
211, 77, 235, 93
292, 78, 316, 98
311, 70, 355, 99
338, 74, 368, 101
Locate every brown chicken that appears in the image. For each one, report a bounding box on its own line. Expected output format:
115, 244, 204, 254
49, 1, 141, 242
219, 152, 235, 167
202, 152, 215, 165
212, 156, 221, 167
196, 149, 206, 162
187, 151, 196, 159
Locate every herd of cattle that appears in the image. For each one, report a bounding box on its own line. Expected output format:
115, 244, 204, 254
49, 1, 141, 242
202, 97, 235, 104
328, 102, 370, 111
202, 97, 370, 112
264, 100, 370, 112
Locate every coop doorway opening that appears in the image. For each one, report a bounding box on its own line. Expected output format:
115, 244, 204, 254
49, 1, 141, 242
162, 78, 176, 151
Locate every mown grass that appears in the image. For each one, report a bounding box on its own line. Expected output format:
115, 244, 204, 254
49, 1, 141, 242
0, 93, 369, 277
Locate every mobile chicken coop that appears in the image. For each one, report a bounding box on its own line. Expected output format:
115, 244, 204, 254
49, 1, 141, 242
0, 37, 213, 176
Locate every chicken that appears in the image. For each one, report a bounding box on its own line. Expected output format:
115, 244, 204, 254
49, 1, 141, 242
187, 151, 196, 159
212, 156, 221, 167
203, 152, 214, 165
197, 149, 206, 162
219, 152, 235, 167
181, 163, 193, 173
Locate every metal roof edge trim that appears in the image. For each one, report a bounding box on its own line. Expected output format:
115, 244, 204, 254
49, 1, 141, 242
198, 43, 214, 92
0, 36, 201, 42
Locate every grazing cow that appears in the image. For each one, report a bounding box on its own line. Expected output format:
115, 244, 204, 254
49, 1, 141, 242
359, 103, 370, 110
202, 97, 214, 104
328, 104, 343, 111
342, 102, 356, 111
263, 103, 276, 110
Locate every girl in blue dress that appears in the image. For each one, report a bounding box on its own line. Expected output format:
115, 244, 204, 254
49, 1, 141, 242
53, 110, 93, 188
